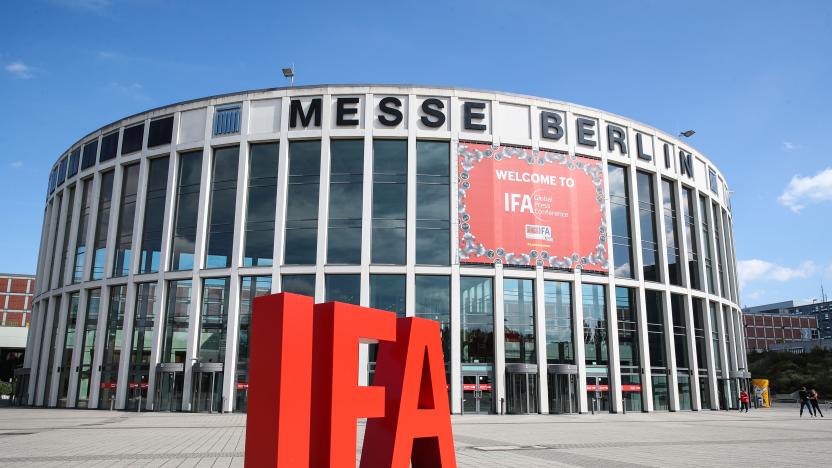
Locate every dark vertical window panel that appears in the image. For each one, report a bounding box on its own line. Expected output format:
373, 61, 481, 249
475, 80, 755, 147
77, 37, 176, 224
681, 187, 700, 290
76, 290, 100, 408
73, 179, 94, 283
99, 132, 119, 162
81, 140, 98, 170
371, 140, 407, 264
616, 287, 639, 369
284, 141, 321, 265
162, 280, 192, 363
327, 140, 363, 264
712, 202, 726, 298
583, 283, 608, 366
662, 180, 682, 286
57, 187, 76, 287
415, 275, 450, 369
325, 274, 360, 305
692, 298, 708, 371
236, 276, 272, 412
199, 278, 230, 364
42, 296, 62, 406
113, 164, 140, 277
46, 195, 63, 289
416, 141, 450, 265
127, 282, 156, 408
504, 278, 536, 364
170, 151, 202, 271
121, 124, 144, 155
699, 196, 715, 294
544, 281, 573, 364
460, 276, 494, 364
636, 172, 660, 282
99, 285, 127, 407
243, 143, 278, 267
67, 148, 81, 178
608, 164, 633, 278
147, 116, 174, 148
671, 294, 688, 369
56, 293, 79, 407
91, 171, 115, 280
645, 289, 666, 369
281, 275, 315, 297
205, 146, 240, 269
139, 157, 170, 274
56, 158, 67, 186
369, 275, 406, 317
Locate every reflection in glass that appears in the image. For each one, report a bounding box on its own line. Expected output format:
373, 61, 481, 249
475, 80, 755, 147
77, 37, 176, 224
99, 285, 127, 408
199, 278, 230, 364
205, 147, 239, 269
282, 274, 315, 297
325, 274, 360, 305
113, 164, 140, 276
416, 141, 449, 265
57, 293, 80, 407
57, 187, 75, 287
370, 275, 406, 317
372, 140, 407, 264
646, 289, 666, 369
415, 275, 450, 375
139, 157, 169, 274
171, 151, 202, 270
127, 282, 156, 410
583, 284, 608, 365
504, 278, 535, 364
662, 180, 682, 286
608, 164, 633, 278
76, 290, 100, 408
236, 276, 272, 412
284, 141, 321, 264
544, 281, 572, 364
700, 196, 715, 294
681, 188, 700, 289
162, 280, 192, 363
91, 171, 115, 280
712, 202, 726, 297
243, 143, 278, 267
636, 172, 660, 282
73, 180, 93, 283
461, 276, 493, 363
328, 140, 363, 264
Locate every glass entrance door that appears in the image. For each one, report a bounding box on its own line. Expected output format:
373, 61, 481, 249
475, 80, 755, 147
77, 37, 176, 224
155, 371, 183, 412
548, 373, 577, 414
586, 376, 610, 413
192, 371, 223, 413
462, 374, 493, 414
506, 373, 538, 414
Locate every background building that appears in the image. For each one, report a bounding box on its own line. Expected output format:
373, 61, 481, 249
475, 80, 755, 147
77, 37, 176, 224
743, 299, 832, 339
1, 273, 33, 384
24, 85, 746, 414
742, 312, 818, 352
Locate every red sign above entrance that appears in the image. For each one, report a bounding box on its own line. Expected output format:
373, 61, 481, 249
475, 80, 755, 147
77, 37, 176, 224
458, 143, 608, 270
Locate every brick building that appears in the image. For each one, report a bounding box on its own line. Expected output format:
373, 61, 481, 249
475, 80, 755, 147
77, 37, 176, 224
743, 312, 818, 352
1, 273, 34, 383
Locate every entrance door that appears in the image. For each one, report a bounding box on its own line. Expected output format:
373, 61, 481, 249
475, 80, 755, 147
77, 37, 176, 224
462, 374, 493, 414
506, 373, 538, 414
586, 376, 610, 413
155, 371, 183, 412
548, 373, 577, 414
192, 371, 223, 413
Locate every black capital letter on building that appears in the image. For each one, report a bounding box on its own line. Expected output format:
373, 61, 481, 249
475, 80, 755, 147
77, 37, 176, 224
576, 118, 596, 147
463, 102, 486, 131
607, 124, 628, 155
635, 133, 651, 161
679, 150, 693, 178
663, 143, 671, 168
420, 98, 446, 128
540, 111, 564, 140
290, 98, 322, 128
336, 97, 360, 126
378, 96, 403, 126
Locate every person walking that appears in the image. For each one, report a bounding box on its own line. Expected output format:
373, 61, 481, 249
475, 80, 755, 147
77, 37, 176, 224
799, 387, 815, 417
809, 389, 824, 418
739, 390, 750, 413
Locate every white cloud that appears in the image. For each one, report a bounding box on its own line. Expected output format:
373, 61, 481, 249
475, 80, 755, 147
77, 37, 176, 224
5, 61, 33, 79
107, 82, 149, 102
778, 167, 832, 213
737, 259, 816, 287
97, 51, 120, 60
10, 161, 23, 168
782, 141, 800, 151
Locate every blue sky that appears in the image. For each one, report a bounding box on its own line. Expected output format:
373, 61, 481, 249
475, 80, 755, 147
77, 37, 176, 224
2, 0, 831, 306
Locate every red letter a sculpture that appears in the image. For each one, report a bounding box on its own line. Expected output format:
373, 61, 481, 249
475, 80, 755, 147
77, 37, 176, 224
360, 317, 457, 468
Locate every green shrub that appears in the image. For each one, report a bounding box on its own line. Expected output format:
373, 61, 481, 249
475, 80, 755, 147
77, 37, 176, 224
0, 382, 12, 396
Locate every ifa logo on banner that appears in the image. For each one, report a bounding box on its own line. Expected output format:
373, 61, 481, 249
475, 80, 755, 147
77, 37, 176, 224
244, 293, 457, 468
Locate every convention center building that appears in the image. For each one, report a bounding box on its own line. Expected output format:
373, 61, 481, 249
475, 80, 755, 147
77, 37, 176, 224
21, 85, 748, 414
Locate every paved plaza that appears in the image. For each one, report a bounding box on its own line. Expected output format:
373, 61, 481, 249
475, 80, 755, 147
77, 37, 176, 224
0, 405, 829, 467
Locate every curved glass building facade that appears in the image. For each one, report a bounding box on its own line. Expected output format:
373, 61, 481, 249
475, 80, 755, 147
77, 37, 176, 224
22, 85, 748, 414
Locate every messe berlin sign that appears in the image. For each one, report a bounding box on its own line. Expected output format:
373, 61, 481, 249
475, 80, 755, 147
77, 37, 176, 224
245, 293, 456, 467
458, 143, 608, 271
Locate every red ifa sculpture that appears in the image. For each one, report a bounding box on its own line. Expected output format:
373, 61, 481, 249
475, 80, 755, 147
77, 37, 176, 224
245, 293, 457, 468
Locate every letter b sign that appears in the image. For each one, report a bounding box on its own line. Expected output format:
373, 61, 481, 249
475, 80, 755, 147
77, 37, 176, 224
245, 293, 457, 468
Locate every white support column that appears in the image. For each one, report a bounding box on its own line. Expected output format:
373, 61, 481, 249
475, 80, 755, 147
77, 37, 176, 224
573, 270, 588, 413
662, 290, 680, 412
635, 285, 653, 412
26, 301, 45, 405
493, 264, 506, 414
405, 94, 418, 318
271, 97, 291, 292
450, 266, 462, 414
314, 95, 332, 304
357, 93, 374, 387
533, 267, 548, 414
34, 301, 55, 406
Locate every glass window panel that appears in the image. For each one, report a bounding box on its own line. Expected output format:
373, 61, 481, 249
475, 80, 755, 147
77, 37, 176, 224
171, 151, 202, 271
645, 290, 666, 369
199, 278, 230, 364
415, 275, 450, 368
616, 287, 639, 369
636, 171, 660, 282
682, 187, 700, 290
57, 293, 80, 407
73, 179, 94, 283
284, 141, 321, 265
327, 140, 363, 264
91, 171, 115, 280
325, 274, 360, 305
113, 164, 140, 277
699, 196, 715, 293
281, 274, 315, 297
544, 281, 572, 364
147, 116, 174, 148
99, 285, 127, 407
662, 180, 682, 286
76, 289, 100, 408
416, 141, 449, 265
57, 187, 76, 287
369, 275, 405, 317
205, 147, 240, 269
81, 140, 98, 170
236, 276, 272, 412
372, 140, 407, 264
139, 157, 170, 274
582, 283, 607, 366
608, 164, 633, 278
461, 276, 494, 363
128, 282, 156, 407
99, 131, 119, 162
243, 143, 278, 267
121, 124, 144, 155
162, 280, 192, 363
671, 294, 688, 369
504, 278, 536, 364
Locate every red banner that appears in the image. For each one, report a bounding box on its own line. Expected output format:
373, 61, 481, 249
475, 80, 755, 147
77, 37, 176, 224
458, 143, 607, 270
128, 382, 149, 389
100, 382, 117, 389
586, 384, 609, 392
237, 383, 249, 390
621, 384, 642, 392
